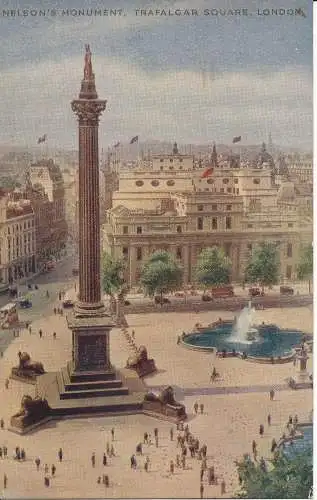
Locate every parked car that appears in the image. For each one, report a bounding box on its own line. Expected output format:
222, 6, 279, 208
280, 286, 294, 296
249, 287, 264, 297
202, 294, 213, 302
62, 299, 74, 309
154, 296, 170, 305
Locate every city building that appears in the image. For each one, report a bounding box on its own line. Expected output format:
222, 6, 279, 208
0, 189, 36, 284
103, 143, 312, 287
25, 159, 68, 265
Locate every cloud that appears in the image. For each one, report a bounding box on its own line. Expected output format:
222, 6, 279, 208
0, 55, 312, 149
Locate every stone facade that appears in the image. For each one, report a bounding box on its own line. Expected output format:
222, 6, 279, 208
103, 145, 312, 287
0, 189, 36, 285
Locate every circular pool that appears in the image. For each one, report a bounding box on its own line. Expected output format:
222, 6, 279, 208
184, 322, 304, 358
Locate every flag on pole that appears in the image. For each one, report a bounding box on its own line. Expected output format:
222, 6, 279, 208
201, 166, 214, 178
114, 141, 120, 148
130, 135, 139, 144
232, 136, 241, 144
37, 134, 47, 144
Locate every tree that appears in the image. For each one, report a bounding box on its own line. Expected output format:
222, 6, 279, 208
297, 244, 313, 294
140, 250, 183, 304
235, 449, 313, 499
194, 246, 231, 289
244, 242, 280, 291
101, 253, 128, 327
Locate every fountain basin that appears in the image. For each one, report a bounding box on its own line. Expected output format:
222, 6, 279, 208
183, 321, 305, 361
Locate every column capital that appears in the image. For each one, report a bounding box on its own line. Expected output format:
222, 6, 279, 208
71, 99, 107, 124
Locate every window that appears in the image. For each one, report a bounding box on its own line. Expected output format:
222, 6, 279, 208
220, 188, 224, 193
227, 188, 232, 193
169, 166, 174, 170
212, 217, 217, 230
287, 243, 293, 258
226, 216, 232, 230
234, 178, 238, 184
137, 226, 142, 234
176, 247, 182, 259
226, 205, 232, 211
286, 265, 292, 279
122, 247, 128, 258
197, 217, 203, 230
253, 178, 260, 184
223, 178, 229, 184
212, 204, 217, 211
167, 180, 175, 186
207, 178, 214, 184
123, 226, 128, 234
170, 159, 173, 163
160, 159, 164, 162
247, 243, 252, 251
135, 180, 144, 187
137, 247, 142, 261
204, 188, 209, 191
288, 223, 294, 228
160, 166, 164, 171
247, 223, 253, 228
236, 188, 239, 195
151, 180, 159, 187
176, 225, 182, 233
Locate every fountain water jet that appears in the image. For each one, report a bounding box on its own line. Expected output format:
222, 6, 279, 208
229, 301, 259, 344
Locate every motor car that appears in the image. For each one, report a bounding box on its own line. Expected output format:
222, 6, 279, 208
280, 286, 294, 296
202, 294, 212, 302
248, 287, 264, 297
211, 285, 234, 298
154, 296, 170, 304
18, 299, 32, 309
62, 299, 74, 308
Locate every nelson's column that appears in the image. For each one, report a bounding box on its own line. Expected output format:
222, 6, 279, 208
40, 46, 145, 413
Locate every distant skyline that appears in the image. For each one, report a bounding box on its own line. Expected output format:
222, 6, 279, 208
0, 0, 312, 150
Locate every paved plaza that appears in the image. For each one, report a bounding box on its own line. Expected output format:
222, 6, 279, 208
0, 290, 313, 498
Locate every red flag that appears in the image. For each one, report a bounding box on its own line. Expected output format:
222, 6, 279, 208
201, 167, 214, 178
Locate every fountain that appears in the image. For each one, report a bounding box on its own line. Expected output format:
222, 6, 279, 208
229, 301, 258, 343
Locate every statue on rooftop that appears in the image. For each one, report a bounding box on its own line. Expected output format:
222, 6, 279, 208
84, 44, 93, 80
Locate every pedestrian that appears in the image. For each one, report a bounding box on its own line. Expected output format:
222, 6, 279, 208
288, 415, 293, 425
132, 330, 135, 339
35, 457, 41, 470
154, 427, 158, 438
201, 444, 207, 458
54, 307, 57, 315
103, 474, 109, 487
181, 455, 186, 469
5, 378, 9, 389
0, 448, 2, 459
144, 432, 148, 444
294, 414, 298, 427
194, 402, 199, 414
170, 427, 174, 441
91, 452, 96, 467
144, 456, 150, 472
44, 476, 50, 487
58, 292, 62, 301
46, 290, 49, 298
293, 356, 296, 367
176, 454, 181, 467
39, 329, 43, 339
202, 457, 207, 471
44, 463, 49, 474
21, 448, 25, 460
200, 482, 204, 499
271, 439, 277, 453
0, 418, 4, 429
111, 428, 115, 441
170, 460, 175, 474
103, 453, 107, 466
58, 448, 63, 462
3, 446, 7, 458
267, 414, 271, 426
200, 403, 204, 414
97, 476, 101, 484
259, 424, 264, 436
28, 326, 32, 334
53, 332, 56, 340
208, 466, 215, 485
110, 444, 115, 457
155, 435, 159, 448
221, 479, 226, 495
0, 351, 3, 357
3, 473, 7, 489
60, 308, 63, 316
130, 454, 137, 469
269, 389, 275, 401
51, 464, 56, 477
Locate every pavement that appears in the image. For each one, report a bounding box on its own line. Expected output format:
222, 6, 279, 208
0, 284, 313, 498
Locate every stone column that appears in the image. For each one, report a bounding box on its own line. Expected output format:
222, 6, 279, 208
183, 245, 189, 284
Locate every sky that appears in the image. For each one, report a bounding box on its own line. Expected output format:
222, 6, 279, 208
0, 0, 312, 151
